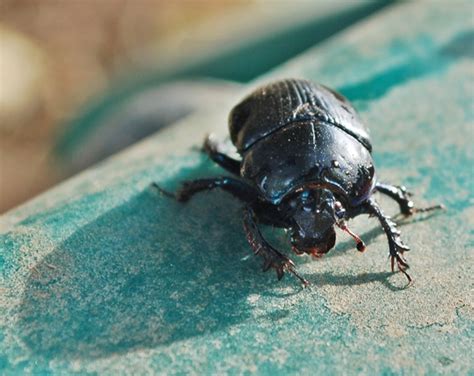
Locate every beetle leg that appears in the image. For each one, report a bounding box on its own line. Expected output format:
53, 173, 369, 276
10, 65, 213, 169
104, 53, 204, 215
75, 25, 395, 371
153, 177, 258, 204
364, 198, 412, 283
203, 135, 241, 175
243, 206, 309, 286
375, 182, 444, 216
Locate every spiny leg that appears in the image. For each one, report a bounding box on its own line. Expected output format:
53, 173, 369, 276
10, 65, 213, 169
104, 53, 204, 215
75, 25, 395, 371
203, 135, 241, 176
365, 198, 412, 283
243, 206, 308, 286
152, 177, 258, 203
376, 182, 444, 216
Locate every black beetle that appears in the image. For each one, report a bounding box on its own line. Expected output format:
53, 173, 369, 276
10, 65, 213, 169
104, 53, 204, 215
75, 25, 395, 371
155, 79, 443, 285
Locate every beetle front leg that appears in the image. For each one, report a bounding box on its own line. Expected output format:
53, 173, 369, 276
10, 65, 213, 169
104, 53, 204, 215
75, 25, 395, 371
242, 206, 308, 286
364, 198, 412, 283
376, 182, 444, 216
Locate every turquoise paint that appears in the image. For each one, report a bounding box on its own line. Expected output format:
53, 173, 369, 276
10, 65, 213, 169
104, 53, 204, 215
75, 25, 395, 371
0, 233, 27, 278
18, 192, 106, 228
374, 145, 473, 224
420, 145, 473, 214
338, 31, 474, 105
6, 161, 355, 371
3, 140, 472, 373
0, 355, 9, 371
12, 163, 279, 358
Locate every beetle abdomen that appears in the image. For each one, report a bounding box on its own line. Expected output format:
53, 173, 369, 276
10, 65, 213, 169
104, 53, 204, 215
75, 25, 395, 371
229, 79, 372, 153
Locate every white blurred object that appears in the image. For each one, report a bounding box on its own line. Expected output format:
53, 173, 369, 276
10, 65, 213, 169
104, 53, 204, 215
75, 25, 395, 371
0, 26, 49, 132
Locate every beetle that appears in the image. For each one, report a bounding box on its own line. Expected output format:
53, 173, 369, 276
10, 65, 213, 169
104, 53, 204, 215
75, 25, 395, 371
155, 79, 443, 285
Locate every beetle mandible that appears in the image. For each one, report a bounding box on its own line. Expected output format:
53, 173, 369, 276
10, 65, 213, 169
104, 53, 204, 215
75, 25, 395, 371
155, 79, 443, 286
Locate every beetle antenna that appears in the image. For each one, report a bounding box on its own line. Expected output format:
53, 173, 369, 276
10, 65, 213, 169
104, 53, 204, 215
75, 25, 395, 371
337, 221, 366, 252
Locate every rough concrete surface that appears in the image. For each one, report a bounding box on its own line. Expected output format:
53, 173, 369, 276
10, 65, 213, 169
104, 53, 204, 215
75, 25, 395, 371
1, 2, 473, 375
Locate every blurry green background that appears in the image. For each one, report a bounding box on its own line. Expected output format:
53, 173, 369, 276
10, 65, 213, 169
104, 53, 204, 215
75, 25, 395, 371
0, 0, 391, 213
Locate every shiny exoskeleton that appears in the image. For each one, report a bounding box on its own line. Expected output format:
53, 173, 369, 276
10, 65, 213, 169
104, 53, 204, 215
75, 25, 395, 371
155, 79, 443, 285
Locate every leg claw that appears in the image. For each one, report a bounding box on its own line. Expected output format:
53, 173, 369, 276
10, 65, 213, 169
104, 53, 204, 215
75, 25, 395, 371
262, 253, 308, 286
390, 252, 412, 284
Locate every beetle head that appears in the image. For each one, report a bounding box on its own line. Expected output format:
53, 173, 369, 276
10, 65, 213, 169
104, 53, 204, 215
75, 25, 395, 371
282, 188, 346, 257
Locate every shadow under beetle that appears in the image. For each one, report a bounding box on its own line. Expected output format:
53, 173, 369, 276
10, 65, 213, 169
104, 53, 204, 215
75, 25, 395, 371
155, 79, 443, 286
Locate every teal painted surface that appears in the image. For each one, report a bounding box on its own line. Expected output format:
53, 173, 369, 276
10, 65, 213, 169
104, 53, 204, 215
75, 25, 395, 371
339, 31, 474, 103
1, 2, 473, 375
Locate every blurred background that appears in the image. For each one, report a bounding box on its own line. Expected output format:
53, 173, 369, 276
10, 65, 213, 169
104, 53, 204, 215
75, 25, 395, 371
0, 0, 393, 213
